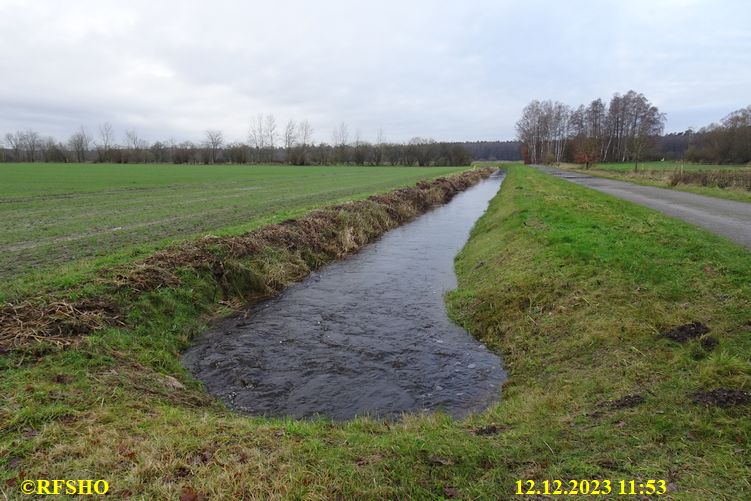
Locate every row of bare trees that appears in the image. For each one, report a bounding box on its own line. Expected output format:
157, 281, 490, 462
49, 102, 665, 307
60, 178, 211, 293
1, 115, 472, 166
516, 90, 666, 167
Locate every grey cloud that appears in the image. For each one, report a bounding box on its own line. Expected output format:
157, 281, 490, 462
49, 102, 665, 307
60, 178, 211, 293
0, 0, 749, 143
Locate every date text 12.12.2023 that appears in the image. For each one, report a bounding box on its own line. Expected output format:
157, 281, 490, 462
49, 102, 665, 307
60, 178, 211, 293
515, 479, 668, 496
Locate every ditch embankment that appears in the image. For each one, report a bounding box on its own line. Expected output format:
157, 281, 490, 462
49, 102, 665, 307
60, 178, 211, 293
446, 165, 751, 499
2, 164, 749, 499
0, 167, 493, 353
183, 172, 506, 420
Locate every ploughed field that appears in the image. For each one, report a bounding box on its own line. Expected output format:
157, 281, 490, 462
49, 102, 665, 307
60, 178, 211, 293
0, 163, 463, 292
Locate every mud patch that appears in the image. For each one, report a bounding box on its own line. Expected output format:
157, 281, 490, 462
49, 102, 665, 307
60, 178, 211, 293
605, 394, 645, 409
699, 336, 719, 351
661, 322, 710, 342
471, 424, 507, 435
691, 388, 751, 408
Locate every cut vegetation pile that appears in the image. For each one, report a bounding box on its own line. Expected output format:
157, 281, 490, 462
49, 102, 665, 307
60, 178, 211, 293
0, 167, 492, 353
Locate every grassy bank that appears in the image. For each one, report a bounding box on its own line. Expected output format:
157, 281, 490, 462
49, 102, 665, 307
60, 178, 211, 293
447, 165, 751, 499
558, 162, 751, 203
2, 169, 502, 499
2, 165, 749, 499
0, 164, 464, 300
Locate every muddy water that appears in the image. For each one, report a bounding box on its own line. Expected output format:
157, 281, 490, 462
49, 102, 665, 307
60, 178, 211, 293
183, 172, 506, 420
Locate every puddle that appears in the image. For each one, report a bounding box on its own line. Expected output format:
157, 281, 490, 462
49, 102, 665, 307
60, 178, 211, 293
183, 172, 506, 420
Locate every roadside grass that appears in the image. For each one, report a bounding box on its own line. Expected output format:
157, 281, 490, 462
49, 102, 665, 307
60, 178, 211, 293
1, 165, 749, 499
558, 162, 751, 203
0, 164, 464, 302
584, 161, 749, 172
447, 165, 751, 499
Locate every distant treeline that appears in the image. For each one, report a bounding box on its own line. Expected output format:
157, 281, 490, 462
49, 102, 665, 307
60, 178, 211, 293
516, 91, 751, 165
459, 141, 522, 161
655, 106, 751, 164
1, 118, 473, 166
6, 105, 747, 166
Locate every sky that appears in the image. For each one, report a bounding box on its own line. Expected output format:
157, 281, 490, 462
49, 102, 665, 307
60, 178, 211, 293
0, 0, 749, 144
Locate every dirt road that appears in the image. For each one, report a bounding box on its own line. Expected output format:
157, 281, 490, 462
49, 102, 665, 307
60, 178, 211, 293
535, 166, 751, 250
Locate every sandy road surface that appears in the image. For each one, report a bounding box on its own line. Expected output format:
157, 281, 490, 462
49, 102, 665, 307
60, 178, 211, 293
535, 166, 751, 250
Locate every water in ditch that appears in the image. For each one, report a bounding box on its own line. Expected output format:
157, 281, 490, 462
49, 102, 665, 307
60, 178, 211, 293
183, 172, 506, 420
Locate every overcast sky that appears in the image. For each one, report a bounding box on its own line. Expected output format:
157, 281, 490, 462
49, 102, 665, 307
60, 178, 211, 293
1, 0, 749, 144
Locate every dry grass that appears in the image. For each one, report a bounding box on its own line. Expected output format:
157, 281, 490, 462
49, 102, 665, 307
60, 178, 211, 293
669, 169, 751, 190
0, 298, 123, 351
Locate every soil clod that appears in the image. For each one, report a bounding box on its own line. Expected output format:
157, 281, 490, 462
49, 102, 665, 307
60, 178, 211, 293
607, 394, 645, 409
471, 424, 506, 435
699, 336, 719, 350
691, 388, 751, 408
661, 322, 710, 342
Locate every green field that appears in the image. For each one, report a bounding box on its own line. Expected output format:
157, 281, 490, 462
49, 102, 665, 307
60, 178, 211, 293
587, 161, 749, 172
0, 163, 464, 298
2, 164, 749, 499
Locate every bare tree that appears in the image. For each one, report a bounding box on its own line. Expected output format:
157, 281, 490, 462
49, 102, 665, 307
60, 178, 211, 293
283, 120, 297, 161
332, 122, 350, 147
248, 114, 265, 150
4, 131, 22, 161
298, 119, 313, 146
248, 114, 268, 162
20, 129, 41, 162
124, 129, 148, 163
68, 126, 91, 162
97, 122, 115, 162
204, 129, 224, 164
374, 128, 386, 165
247, 113, 278, 162
516, 100, 571, 164
293, 119, 314, 165
264, 114, 278, 151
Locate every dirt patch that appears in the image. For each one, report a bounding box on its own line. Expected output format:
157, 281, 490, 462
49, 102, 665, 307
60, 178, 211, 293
661, 322, 710, 342
691, 388, 751, 408
699, 336, 719, 350
0, 168, 494, 352
605, 394, 645, 409
471, 424, 507, 435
